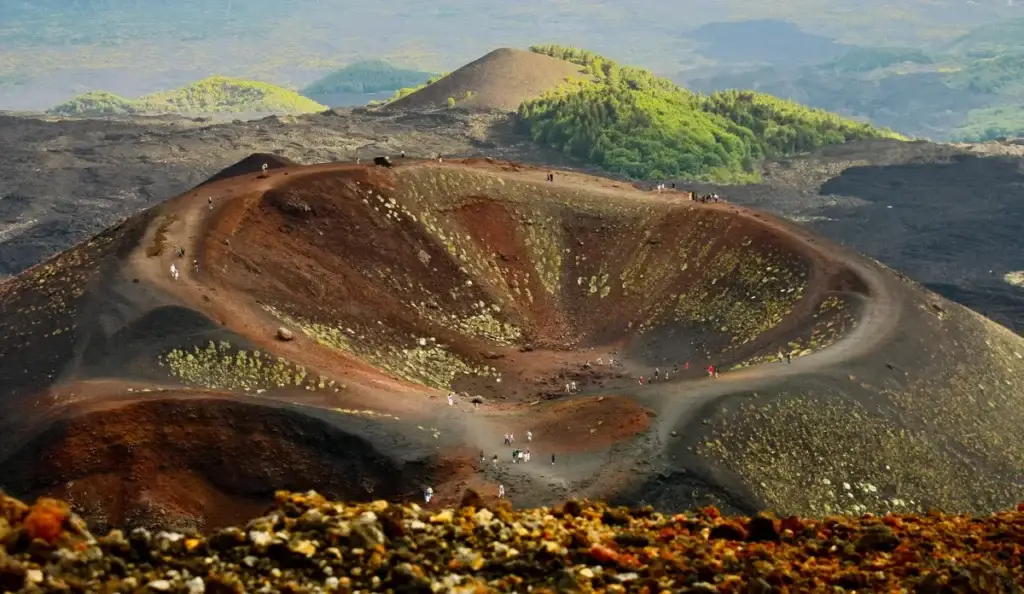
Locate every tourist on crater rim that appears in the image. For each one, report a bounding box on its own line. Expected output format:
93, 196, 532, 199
527, 430, 533, 442
424, 487, 433, 504
498, 484, 505, 499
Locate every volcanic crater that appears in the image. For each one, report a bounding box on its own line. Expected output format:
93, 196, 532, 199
1, 156, 1022, 530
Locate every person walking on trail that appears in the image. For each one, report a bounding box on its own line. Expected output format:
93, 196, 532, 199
551, 453, 556, 466
570, 381, 577, 393
504, 433, 510, 446
193, 259, 199, 274
424, 487, 433, 504
785, 352, 793, 364
707, 365, 715, 379
479, 450, 485, 464
169, 264, 179, 281
527, 430, 533, 443
639, 376, 644, 385
261, 163, 268, 174
525, 449, 531, 463
654, 367, 660, 381
498, 484, 505, 499
208, 196, 213, 210
510, 432, 515, 444
512, 449, 519, 463
492, 454, 499, 467
447, 392, 454, 406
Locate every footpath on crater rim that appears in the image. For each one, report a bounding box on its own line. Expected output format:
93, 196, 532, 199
1, 490, 1022, 593
0, 155, 1022, 534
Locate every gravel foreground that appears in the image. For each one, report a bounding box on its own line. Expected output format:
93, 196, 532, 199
1, 491, 1023, 593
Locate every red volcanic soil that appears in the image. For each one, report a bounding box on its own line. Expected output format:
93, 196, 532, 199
0, 154, 889, 530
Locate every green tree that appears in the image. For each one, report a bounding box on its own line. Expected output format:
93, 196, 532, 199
520, 45, 903, 181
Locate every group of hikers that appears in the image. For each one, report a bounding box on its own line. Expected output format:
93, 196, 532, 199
650, 183, 725, 203
167, 245, 200, 281
693, 192, 723, 203
635, 361, 723, 385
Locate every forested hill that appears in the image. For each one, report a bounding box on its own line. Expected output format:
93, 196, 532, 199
49, 77, 326, 116
519, 45, 904, 181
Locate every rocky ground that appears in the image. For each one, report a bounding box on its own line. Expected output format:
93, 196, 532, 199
1, 110, 1021, 333
1, 490, 1022, 593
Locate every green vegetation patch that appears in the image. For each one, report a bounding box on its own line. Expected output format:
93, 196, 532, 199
518, 45, 902, 182
951, 104, 1024, 142
823, 47, 934, 74
409, 300, 521, 346
880, 311, 1024, 488
302, 60, 436, 97
699, 392, 976, 516
945, 18, 1024, 59
160, 340, 340, 393
944, 53, 1024, 95
670, 234, 809, 345
49, 76, 327, 116
262, 305, 499, 390
731, 295, 857, 369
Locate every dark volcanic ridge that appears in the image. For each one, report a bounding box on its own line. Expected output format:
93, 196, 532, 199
1, 155, 1023, 532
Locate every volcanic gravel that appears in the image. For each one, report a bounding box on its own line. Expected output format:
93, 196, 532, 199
1, 491, 1023, 593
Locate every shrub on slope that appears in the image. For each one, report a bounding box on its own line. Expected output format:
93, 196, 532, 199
520, 45, 903, 181
302, 60, 436, 97
49, 76, 327, 116
140, 76, 326, 113
49, 90, 140, 116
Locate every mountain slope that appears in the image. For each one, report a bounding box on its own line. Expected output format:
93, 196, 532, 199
49, 76, 327, 116
519, 45, 903, 180
386, 48, 589, 111
0, 156, 1022, 531
302, 60, 436, 103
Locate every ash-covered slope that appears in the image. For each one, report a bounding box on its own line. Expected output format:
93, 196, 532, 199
0, 157, 1021, 532
386, 48, 588, 111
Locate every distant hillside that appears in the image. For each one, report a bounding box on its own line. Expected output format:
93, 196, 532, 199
951, 105, 1024, 141
519, 45, 903, 181
386, 48, 589, 111
49, 76, 327, 116
944, 18, 1024, 58
689, 19, 851, 67
302, 60, 436, 104
823, 47, 934, 74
